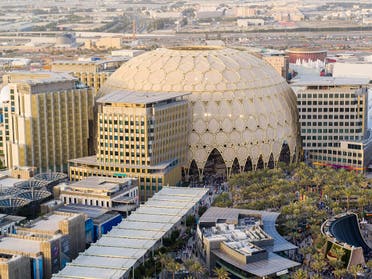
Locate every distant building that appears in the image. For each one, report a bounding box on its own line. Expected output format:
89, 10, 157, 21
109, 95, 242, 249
85, 37, 124, 50
286, 48, 327, 64
0, 72, 94, 172
237, 18, 265, 27
58, 177, 138, 214
197, 207, 299, 278
263, 55, 289, 80
51, 59, 127, 93
68, 91, 189, 200
332, 62, 372, 81
292, 77, 372, 172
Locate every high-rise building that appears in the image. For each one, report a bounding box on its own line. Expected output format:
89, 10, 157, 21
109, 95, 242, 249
292, 77, 372, 172
51, 59, 127, 94
0, 71, 94, 172
69, 91, 189, 200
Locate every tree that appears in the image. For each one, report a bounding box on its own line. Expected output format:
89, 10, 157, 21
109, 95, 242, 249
158, 252, 171, 279
213, 267, 230, 279
165, 258, 181, 279
311, 253, 327, 274
185, 259, 205, 279
292, 268, 308, 279
333, 268, 347, 279
349, 264, 363, 279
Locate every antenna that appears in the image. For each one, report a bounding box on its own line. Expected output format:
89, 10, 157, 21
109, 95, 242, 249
132, 19, 136, 40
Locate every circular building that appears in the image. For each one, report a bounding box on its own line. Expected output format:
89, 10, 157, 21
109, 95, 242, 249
286, 48, 327, 64
100, 46, 301, 178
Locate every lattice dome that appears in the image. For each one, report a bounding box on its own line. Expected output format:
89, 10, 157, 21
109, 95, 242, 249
100, 46, 301, 173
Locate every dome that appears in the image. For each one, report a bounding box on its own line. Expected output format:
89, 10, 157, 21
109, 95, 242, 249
100, 46, 301, 175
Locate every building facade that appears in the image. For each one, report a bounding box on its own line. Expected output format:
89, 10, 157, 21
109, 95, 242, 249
59, 177, 138, 213
69, 91, 189, 200
51, 59, 126, 93
0, 72, 94, 172
292, 77, 372, 172
263, 55, 289, 80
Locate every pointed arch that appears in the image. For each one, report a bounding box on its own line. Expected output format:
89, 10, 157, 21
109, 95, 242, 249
244, 157, 253, 172
267, 153, 275, 169
203, 148, 227, 178
279, 142, 291, 164
231, 158, 240, 175
189, 160, 199, 180
256, 155, 264, 170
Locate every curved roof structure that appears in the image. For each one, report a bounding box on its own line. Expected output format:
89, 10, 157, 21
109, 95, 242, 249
33, 172, 68, 183
100, 46, 301, 172
322, 213, 370, 253
16, 190, 51, 202
14, 179, 49, 191
0, 196, 30, 209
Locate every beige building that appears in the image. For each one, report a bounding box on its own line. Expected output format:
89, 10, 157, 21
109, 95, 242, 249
84, 36, 124, 50
0, 71, 94, 172
51, 59, 126, 93
16, 211, 86, 259
0, 233, 67, 279
263, 55, 289, 80
292, 77, 372, 172
69, 91, 189, 200
59, 177, 138, 213
0, 254, 31, 279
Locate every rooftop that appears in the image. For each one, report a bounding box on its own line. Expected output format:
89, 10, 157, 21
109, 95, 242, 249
53, 187, 208, 279
97, 90, 190, 105
5, 71, 76, 85
65, 177, 134, 191
19, 212, 79, 232
291, 77, 370, 87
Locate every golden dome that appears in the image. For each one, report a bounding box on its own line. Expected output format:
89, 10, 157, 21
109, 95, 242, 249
100, 46, 301, 173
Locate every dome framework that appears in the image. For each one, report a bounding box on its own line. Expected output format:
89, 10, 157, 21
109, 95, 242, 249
100, 46, 301, 180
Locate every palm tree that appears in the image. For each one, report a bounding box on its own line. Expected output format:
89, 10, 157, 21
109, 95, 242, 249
292, 268, 308, 279
158, 252, 171, 279
213, 267, 230, 279
184, 259, 205, 279
311, 253, 327, 274
165, 258, 181, 279
349, 264, 363, 279
333, 268, 347, 279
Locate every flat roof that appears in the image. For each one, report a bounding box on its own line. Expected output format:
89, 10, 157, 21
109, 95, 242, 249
213, 250, 300, 277
0, 236, 40, 254
97, 90, 190, 105
291, 77, 370, 87
200, 207, 297, 252
53, 187, 208, 279
67, 177, 133, 190
57, 204, 109, 219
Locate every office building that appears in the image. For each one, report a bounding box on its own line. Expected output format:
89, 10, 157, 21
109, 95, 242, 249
52, 187, 209, 279
197, 207, 299, 278
292, 77, 372, 172
69, 91, 189, 200
0, 71, 94, 172
98, 46, 301, 183
51, 59, 126, 93
58, 177, 138, 213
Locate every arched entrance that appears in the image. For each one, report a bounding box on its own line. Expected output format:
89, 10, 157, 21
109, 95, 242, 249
279, 142, 291, 164
244, 157, 253, 172
256, 155, 264, 170
231, 158, 240, 175
268, 153, 275, 169
189, 160, 200, 183
203, 148, 227, 181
